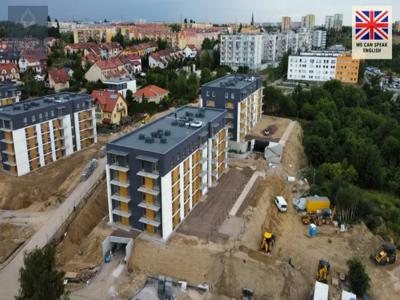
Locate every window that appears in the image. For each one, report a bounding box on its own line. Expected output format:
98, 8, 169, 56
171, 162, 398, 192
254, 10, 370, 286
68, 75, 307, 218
39, 113, 43, 120
51, 110, 55, 117
231, 93, 235, 99
45, 112, 48, 118
212, 91, 215, 97
23, 117, 27, 124
32, 115, 36, 122
207, 100, 215, 107
224, 92, 228, 99
206, 91, 210, 97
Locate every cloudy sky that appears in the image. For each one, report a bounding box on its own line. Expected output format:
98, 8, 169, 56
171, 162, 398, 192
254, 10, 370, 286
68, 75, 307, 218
0, 0, 398, 24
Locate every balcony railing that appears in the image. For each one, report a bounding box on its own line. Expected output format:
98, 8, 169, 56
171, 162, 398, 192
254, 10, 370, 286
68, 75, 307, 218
138, 201, 161, 212
137, 185, 160, 196
136, 169, 160, 179
110, 179, 130, 188
110, 164, 129, 172
111, 193, 131, 203
112, 208, 132, 218
139, 216, 160, 227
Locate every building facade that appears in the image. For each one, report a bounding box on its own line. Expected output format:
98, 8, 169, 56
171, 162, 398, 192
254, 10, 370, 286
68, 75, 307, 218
73, 26, 116, 43
200, 75, 263, 142
220, 34, 264, 70
288, 51, 360, 83
333, 14, 344, 31
325, 16, 335, 30
0, 93, 97, 176
301, 15, 316, 29
106, 106, 228, 240
281, 17, 292, 32
0, 82, 21, 107
312, 30, 327, 49
92, 90, 128, 125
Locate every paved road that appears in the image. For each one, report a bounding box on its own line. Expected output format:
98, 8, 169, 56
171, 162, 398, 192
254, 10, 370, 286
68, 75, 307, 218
0, 157, 106, 300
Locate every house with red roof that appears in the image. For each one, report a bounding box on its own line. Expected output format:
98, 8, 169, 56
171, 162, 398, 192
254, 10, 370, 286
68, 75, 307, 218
149, 49, 183, 69
183, 44, 198, 59
48, 68, 70, 91
0, 63, 20, 81
84, 57, 130, 82
92, 90, 128, 125
18, 49, 48, 74
133, 84, 169, 104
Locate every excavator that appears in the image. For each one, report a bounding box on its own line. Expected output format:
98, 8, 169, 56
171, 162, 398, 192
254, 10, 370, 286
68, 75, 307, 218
260, 231, 275, 254
316, 260, 330, 283
371, 243, 397, 265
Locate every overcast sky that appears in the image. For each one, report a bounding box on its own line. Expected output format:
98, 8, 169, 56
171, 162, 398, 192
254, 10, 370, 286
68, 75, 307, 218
0, 0, 398, 24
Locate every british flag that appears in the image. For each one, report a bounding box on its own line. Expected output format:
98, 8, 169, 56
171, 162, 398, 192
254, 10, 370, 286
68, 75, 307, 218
355, 10, 389, 40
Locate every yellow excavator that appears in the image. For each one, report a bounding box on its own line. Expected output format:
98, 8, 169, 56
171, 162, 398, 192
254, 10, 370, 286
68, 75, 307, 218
371, 243, 397, 265
316, 260, 330, 283
260, 231, 275, 254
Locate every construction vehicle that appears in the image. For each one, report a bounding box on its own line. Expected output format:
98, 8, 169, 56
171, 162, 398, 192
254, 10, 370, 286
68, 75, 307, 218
371, 243, 397, 265
260, 231, 275, 254
316, 260, 330, 283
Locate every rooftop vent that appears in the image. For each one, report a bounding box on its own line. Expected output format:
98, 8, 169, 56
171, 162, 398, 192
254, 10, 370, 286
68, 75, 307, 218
171, 120, 178, 126
165, 130, 171, 136
151, 131, 158, 138
178, 120, 185, 127
185, 111, 193, 117
145, 137, 154, 144
190, 120, 203, 128
160, 138, 167, 144
138, 133, 145, 140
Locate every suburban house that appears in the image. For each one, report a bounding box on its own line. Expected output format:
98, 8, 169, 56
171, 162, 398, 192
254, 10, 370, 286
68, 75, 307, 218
18, 50, 48, 74
48, 68, 70, 91
148, 49, 183, 69
121, 41, 158, 57
183, 44, 198, 59
0, 63, 20, 81
102, 76, 137, 98
92, 89, 128, 125
133, 84, 169, 104
100, 42, 122, 59
85, 57, 129, 82
119, 54, 142, 74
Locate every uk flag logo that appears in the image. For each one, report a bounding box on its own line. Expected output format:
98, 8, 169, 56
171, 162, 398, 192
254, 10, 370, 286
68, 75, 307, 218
355, 10, 389, 40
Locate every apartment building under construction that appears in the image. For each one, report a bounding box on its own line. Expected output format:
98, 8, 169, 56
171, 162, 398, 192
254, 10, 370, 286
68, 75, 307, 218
106, 106, 227, 240
0, 93, 97, 176
200, 74, 263, 142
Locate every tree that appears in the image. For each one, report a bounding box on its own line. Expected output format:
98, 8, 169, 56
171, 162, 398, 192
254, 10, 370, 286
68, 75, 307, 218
17, 245, 67, 300
346, 258, 370, 297
200, 67, 212, 84
111, 31, 125, 48
238, 23, 242, 33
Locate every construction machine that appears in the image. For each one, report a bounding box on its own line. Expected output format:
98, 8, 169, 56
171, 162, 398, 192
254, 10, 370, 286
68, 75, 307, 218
260, 231, 275, 254
371, 243, 397, 265
316, 260, 330, 283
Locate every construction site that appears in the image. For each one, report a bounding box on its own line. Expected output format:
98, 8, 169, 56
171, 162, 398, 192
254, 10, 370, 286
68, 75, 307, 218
24, 115, 396, 300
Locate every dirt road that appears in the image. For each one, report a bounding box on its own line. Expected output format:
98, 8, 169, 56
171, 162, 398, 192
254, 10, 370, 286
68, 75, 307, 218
0, 158, 106, 300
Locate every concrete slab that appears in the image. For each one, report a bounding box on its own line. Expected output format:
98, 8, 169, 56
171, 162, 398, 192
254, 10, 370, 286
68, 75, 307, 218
218, 216, 245, 239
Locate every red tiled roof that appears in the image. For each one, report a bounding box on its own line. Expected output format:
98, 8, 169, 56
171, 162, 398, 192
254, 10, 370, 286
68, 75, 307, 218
92, 90, 124, 113
95, 57, 124, 70
186, 44, 197, 50
133, 84, 169, 99
49, 68, 69, 84
0, 63, 19, 74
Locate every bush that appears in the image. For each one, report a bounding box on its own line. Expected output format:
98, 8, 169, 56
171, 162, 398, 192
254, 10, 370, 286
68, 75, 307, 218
346, 258, 370, 297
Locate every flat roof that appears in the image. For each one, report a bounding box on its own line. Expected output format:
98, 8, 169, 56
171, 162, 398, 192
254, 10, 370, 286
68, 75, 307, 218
202, 74, 261, 90
0, 82, 22, 91
110, 106, 225, 154
0, 92, 91, 116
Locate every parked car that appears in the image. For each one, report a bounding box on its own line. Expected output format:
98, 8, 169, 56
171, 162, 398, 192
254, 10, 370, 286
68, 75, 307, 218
275, 196, 288, 212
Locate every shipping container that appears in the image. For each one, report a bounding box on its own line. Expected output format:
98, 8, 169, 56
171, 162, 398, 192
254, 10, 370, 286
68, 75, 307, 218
306, 196, 330, 213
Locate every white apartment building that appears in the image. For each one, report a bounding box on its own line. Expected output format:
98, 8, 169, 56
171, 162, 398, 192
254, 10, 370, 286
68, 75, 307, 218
312, 30, 327, 49
288, 51, 341, 82
220, 34, 264, 70
333, 14, 344, 31
0, 93, 97, 176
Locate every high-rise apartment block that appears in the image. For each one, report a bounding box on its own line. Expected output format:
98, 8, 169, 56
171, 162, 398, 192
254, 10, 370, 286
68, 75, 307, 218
106, 106, 228, 240
333, 14, 343, 31
281, 17, 292, 32
325, 16, 334, 30
312, 30, 327, 49
200, 75, 263, 142
0, 93, 97, 176
301, 15, 316, 29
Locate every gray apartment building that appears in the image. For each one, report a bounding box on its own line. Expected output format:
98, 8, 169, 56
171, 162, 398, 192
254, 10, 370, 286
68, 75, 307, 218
0, 92, 97, 176
0, 82, 22, 107
106, 106, 228, 240
200, 75, 263, 142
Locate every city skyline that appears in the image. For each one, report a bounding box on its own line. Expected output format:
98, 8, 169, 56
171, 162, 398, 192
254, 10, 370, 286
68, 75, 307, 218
0, 0, 399, 25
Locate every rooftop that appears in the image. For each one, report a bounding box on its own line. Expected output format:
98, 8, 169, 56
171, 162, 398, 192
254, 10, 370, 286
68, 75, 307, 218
109, 106, 225, 154
202, 74, 261, 90
0, 93, 91, 116
133, 84, 169, 99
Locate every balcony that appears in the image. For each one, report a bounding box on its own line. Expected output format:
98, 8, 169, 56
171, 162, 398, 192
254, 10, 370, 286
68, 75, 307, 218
0, 138, 13, 144
111, 194, 131, 203
3, 160, 17, 167
137, 185, 160, 196
136, 169, 159, 180
139, 216, 160, 227
110, 179, 130, 188
138, 201, 161, 212
110, 164, 129, 172
112, 209, 132, 218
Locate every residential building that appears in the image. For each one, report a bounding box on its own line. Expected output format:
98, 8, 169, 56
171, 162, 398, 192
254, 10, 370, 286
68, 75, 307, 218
178, 28, 222, 49
133, 85, 169, 104
0, 51, 20, 64
48, 68, 70, 92
335, 54, 360, 84
100, 42, 122, 59
301, 14, 316, 29
73, 25, 117, 43
148, 49, 183, 69
103, 76, 137, 98
281, 17, 292, 32
0, 93, 97, 176
200, 75, 263, 142
0, 63, 20, 81
333, 14, 344, 31
325, 16, 335, 30
0, 82, 21, 107
182, 44, 198, 59
220, 33, 264, 70
92, 90, 128, 125
85, 57, 129, 82
312, 30, 327, 49
128, 24, 178, 48
121, 42, 158, 57
118, 54, 142, 74
287, 51, 359, 83
18, 50, 48, 74
105, 105, 228, 239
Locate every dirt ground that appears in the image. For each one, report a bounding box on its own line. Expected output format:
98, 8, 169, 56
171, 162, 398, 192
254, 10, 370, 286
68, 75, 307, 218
248, 115, 291, 141
56, 179, 110, 271
0, 223, 32, 264
0, 143, 102, 210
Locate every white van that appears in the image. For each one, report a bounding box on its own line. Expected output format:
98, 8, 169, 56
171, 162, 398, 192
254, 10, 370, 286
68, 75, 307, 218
275, 196, 288, 212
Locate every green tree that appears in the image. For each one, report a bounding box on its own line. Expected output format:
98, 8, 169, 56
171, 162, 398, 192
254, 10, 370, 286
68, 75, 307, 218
346, 258, 370, 297
200, 67, 212, 84
111, 30, 125, 48
17, 245, 67, 300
